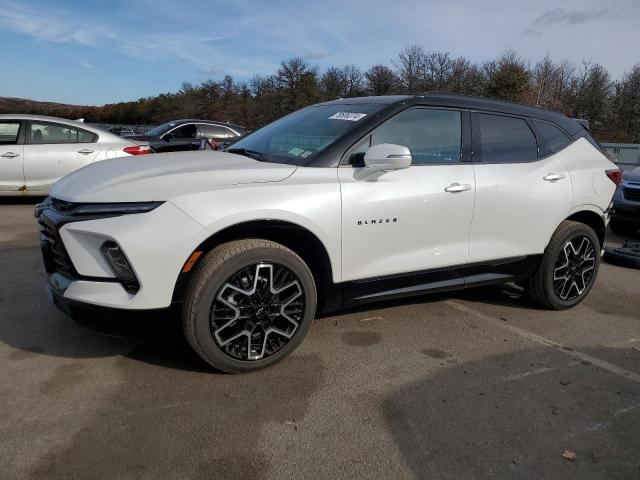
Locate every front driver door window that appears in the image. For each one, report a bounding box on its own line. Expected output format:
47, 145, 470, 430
167, 124, 197, 140
339, 108, 476, 284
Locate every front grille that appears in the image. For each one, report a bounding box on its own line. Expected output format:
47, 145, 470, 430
623, 186, 640, 202
38, 218, 75, 278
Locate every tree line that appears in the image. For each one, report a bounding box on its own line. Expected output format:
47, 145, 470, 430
11, 46, 640, 142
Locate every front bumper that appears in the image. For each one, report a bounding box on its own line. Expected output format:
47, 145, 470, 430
612, 184, 640, 222
48, 275, 176, 322
38, 201, 210, 310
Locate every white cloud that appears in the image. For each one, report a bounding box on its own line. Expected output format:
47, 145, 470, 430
0, 0, 638, 84
78, 59, 99, 71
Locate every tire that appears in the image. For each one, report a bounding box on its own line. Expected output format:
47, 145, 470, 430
527, 220, 600, 310
603, 242, 640, 270
609, 218, 639, 237
182, 239, 317, 373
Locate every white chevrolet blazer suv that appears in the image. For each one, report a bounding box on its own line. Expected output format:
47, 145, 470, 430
36, 94, 620, 372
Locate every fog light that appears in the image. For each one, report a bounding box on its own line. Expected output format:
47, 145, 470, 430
100, 241, 140, 294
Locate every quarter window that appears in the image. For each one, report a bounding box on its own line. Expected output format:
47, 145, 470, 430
0, 122, 21, 145
77, 128, 98, 143
534, 120, 572, 153
371, 108, 462, 165
476, 114, 538, 162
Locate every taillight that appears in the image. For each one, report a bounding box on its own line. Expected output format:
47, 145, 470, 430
123, 145, 152, 156
606, 169, 622, 186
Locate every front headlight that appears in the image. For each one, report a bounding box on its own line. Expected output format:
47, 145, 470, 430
71, 201, 164, 216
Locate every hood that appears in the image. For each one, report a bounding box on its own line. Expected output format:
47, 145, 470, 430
623, 166, 640, 182
51, 150, 296, 202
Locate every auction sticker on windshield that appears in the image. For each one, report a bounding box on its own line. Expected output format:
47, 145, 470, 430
329, 112, 367, 121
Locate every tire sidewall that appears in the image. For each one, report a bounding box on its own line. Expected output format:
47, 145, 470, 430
186, 244, 316, 373
543, 224, 600, 309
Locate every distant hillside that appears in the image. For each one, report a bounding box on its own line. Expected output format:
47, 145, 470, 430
0, 97, 89, 116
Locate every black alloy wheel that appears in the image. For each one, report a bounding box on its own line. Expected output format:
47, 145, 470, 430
210, 262, 305, 361
182, 239, 316, 373
552, 235, 596, 301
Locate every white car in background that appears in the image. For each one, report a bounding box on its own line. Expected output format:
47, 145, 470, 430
0, 114, 150, 195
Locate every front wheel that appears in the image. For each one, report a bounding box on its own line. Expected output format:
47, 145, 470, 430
527, 221, 600, 310
182, 239, 317, 373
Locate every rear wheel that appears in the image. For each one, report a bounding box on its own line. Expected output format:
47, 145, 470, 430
527, 221, 600, 310
182, 239, 317, 373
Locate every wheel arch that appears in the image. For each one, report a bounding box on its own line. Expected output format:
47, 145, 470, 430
172, 219, 341, 313
565, 207, 606, 248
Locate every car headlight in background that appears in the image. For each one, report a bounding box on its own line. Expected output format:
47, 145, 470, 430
100, 241, 140, 294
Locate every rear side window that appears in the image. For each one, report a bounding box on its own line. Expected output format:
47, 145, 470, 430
0, 121, 21, 145
198, 124, 234, 139
30, 122, 97, 144
534, 120, 572, 153
476, 114, 538, 163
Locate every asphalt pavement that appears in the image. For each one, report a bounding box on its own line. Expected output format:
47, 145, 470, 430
1, 198, 639, 479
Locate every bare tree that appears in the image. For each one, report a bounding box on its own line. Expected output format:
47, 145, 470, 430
394, 45, 427, 94
365, 65, 398, 95
616, 64, 640, 142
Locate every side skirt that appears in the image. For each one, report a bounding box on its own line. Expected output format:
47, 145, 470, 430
341, 255, 542, 308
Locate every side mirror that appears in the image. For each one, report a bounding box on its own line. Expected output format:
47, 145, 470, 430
163, 133, 173, 141
364, 144, 411, 171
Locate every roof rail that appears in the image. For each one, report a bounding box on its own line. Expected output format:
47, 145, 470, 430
574, 118, 590, 131
414, 91, 569, 117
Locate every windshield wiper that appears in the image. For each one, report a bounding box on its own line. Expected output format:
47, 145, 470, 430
226, 148, 264, 161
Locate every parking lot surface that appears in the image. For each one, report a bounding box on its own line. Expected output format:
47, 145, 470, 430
1, 198, 639, 479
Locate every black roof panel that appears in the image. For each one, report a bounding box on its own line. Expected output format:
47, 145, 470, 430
315, 93, 581, 135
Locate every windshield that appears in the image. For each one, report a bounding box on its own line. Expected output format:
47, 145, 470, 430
145, 122, 177, 137
227, 104, 384, 166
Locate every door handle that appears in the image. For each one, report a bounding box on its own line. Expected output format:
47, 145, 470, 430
1, 152, 20, 158
543, 173, 565, 181
445, 183, 472, 193
77, 149, 95, 155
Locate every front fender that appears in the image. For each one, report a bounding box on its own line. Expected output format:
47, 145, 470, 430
170, 179, 342, 282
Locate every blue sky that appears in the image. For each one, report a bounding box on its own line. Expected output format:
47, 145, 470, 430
1, 0, 638, 105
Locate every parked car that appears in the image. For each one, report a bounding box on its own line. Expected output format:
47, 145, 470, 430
36, 93, 618, 373
105, 126, 138, 137
0, 115, 151, 195
125, 119, 246, 153
610, 166, 640, 236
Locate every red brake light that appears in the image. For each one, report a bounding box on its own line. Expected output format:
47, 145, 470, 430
123, 145, 152, 156
606, 169, 622, 186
